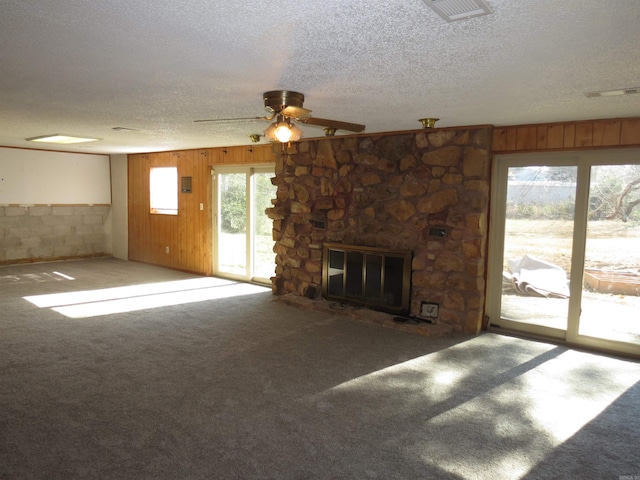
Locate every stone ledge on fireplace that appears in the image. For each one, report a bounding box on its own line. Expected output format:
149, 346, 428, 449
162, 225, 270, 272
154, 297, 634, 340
273, 294, 457, 337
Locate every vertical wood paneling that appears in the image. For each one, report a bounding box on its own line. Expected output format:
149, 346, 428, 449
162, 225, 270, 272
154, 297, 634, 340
176, 149, 213, 274
515, 126, 537, 150
536, 125, 548, 149
248, 145, 264, 163
592, 119, 621, 146
128, 145, 274, 275
206, 147, 220, 166
621, 118, 640, 145
149, 214, 177, 267
492, 128, 507, 151
547, 124, 565, 149
128, 154, 147, 261
575, 123, 593, 147
603, 120, 623, 145
242, 145, 269, 163
219, 147, 240, 164
563, 124, 576, 148
178, 150, 196, 271
200, 149, 213, 275
492, 117, 640, 153
505, 128, 517, 151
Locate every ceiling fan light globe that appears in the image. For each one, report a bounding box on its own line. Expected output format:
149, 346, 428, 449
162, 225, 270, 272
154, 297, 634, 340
289, 124, 302, 142
274, 123, 293, 143
263, 123, 277, 141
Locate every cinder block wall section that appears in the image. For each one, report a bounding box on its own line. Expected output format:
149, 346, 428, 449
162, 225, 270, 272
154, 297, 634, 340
0, 205, 111, 264
0, 147, 112, 265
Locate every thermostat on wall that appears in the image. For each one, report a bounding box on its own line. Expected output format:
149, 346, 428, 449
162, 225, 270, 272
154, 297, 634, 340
181, 176, 192, 193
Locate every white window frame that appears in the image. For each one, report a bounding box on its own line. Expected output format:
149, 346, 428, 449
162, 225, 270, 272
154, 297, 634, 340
149, 166, 178, 215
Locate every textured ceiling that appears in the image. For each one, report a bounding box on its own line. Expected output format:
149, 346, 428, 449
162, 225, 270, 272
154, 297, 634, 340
1, 0, 639, 154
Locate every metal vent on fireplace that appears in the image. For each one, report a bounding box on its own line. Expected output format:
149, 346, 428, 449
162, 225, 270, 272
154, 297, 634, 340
423, 0, 493, 23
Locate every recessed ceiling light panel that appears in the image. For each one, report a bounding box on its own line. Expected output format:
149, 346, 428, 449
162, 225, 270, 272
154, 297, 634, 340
26, 134, 100, 144
424, 0, 493, 22
584, 88, 639, 98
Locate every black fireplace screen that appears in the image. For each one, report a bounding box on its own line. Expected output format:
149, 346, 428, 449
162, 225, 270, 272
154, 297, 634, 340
322, 243, 412, 314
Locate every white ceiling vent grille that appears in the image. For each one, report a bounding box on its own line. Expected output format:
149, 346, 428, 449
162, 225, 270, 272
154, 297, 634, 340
424, 0, 493, 22
585, 88, 639, 98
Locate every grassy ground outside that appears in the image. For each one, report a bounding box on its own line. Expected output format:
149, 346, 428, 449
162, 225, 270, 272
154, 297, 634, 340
502, 218, 640, 344
504, 219, 640, 272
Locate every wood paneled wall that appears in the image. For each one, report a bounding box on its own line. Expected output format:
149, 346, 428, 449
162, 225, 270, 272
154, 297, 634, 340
493, 117, 640, 153
128, 144, 275, 275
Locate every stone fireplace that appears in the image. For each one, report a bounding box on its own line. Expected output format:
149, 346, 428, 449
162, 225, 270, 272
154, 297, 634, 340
266, 126, 492, 333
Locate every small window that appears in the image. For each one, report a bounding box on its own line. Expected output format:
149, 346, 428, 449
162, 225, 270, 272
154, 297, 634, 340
150, 167, 178, 215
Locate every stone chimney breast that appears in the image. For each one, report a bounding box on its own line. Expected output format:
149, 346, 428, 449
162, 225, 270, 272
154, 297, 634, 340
269, 127, 492, 334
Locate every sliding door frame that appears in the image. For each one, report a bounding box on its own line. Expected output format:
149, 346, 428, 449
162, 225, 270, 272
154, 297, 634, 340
212, 164, 275, 284
487, 148, 640, 357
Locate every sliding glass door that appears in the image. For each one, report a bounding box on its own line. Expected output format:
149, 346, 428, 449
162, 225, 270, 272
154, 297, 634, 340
488, 150, 640, 356
218, 171, 247, 276
214, 166, 276, 283
499, 164, 577, 337
578, 164, 640, 346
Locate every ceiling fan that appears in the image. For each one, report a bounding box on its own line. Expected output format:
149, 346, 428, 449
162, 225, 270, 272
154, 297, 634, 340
194, 90, 366, 143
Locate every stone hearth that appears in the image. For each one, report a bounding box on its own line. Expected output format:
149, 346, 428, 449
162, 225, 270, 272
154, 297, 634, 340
266, 126, 492, 333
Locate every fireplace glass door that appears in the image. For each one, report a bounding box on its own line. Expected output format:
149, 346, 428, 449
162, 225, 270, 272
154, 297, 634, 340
323, 243, 411, 314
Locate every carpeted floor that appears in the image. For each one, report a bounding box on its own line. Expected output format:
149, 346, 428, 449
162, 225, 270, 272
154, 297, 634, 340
1, 258, 639, 479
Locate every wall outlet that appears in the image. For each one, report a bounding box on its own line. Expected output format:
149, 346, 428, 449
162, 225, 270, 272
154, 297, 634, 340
165, 246, 170, 254
420, 301, 439, 318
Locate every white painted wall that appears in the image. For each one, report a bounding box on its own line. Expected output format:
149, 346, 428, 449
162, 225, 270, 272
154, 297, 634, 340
0, 147, 110, 204
109, 154, 128, 259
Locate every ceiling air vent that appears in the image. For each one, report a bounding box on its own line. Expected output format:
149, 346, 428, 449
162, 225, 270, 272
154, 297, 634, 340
424, 0, 493, 22
585, 88, 639, 98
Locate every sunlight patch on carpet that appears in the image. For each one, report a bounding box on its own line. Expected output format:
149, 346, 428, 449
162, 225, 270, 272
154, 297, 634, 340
23, 277, 269, 318
303, 334, 640, 479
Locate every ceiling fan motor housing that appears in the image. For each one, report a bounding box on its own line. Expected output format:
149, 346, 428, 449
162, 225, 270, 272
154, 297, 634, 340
263, 90, 305, 113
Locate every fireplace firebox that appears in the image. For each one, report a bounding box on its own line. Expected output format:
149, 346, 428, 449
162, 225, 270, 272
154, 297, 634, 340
322, 243, 412, 314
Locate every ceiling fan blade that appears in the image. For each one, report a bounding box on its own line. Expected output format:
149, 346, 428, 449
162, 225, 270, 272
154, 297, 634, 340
280, 106, 312, 119
193, 116, 269, 123
297, 116, 365, 133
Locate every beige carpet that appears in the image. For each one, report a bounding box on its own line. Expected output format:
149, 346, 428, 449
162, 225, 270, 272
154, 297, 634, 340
1, 258, 639, 479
